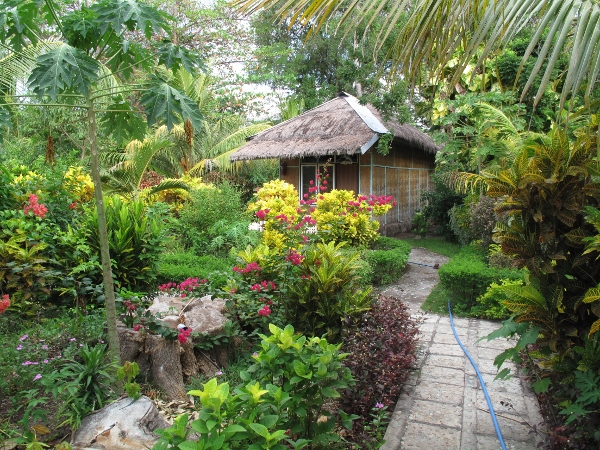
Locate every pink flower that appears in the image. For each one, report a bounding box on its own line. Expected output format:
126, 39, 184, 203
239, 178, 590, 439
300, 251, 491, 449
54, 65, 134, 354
33, 374, 42, 381
257, 305, 271, 317
20, 334, 28, 341
23, 194, 48, 218
375, 402, 384, 409
133, 324, 142, 331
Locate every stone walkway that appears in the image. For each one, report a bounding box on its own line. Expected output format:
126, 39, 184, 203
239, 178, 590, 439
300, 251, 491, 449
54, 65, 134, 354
380, 249, 545, 450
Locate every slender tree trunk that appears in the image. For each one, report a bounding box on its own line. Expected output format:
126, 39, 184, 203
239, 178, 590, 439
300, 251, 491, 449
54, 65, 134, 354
87, 94, 120, 362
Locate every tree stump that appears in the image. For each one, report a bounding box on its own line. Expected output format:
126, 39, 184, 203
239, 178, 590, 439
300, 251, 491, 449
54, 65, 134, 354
117, 295, 230, 401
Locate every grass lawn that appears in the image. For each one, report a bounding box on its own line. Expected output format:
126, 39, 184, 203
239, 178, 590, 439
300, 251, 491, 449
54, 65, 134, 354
397, 236, 461, 258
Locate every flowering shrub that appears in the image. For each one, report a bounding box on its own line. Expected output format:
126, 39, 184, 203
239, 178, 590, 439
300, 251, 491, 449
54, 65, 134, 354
63, 166, 95, 204
312, 191, 395, 246
158, 277, 210, 298
249, 180, 395, 248
23, 194, 48, 219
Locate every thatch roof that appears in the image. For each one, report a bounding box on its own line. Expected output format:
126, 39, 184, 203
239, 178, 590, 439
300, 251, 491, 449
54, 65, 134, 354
230, 92, 439, 162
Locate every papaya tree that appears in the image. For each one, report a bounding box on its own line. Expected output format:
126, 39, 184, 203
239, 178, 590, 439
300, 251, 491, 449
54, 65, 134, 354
0, 0, 204, 359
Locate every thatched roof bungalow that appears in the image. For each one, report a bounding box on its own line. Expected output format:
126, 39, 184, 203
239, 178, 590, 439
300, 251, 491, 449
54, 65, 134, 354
231, 92, 439, 234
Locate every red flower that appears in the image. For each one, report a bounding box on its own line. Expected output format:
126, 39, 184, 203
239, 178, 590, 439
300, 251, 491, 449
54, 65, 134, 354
257, 305, 271, 317
178, 328, 192, 344
69, 201, 77, 209
0, 294, 10, 314
133, 324, 142, 331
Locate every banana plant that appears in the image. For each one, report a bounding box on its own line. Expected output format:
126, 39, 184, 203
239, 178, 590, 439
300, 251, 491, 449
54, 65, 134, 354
0, 0, 204, 358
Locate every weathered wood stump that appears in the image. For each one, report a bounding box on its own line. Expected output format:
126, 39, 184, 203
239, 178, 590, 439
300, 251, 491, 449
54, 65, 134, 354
118, 294, 230, 401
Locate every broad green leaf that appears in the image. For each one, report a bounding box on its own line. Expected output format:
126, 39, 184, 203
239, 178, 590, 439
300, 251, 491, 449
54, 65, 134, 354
583, 287, 600, 304
62, 8, 102, 51
28, 43, 100, 100
0, 107, 11, 137
99, 96, 146, 145
0, 0, 42, 51
321, 386, 340, 398
259, 415, 279, 428
157, 42, 204, 73
533, 378, 551, 393
248, 422, 269, 439
140, 76, 203, 131
92, 0, 169, 38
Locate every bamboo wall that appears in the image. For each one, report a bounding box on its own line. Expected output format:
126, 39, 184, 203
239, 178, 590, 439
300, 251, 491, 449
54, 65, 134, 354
278, 146, 436, 235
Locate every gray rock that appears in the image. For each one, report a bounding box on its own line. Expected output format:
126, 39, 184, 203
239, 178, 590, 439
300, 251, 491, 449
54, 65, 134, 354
71, 396, 169, 450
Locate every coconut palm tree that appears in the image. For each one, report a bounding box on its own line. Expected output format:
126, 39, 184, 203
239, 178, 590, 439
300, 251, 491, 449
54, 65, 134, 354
236, 0, 600, 113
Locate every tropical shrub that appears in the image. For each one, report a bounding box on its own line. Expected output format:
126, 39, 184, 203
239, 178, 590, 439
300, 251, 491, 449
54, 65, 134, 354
154, 324, 357, 449
310, 190, 395, 246
82, 196, 164, 290
470, 278, 523, 320
364, 236, 411, 285
178, 182, 246, 253
0, 209, 60, 315
448, 202, 473, 246
342, 296, 418, 444
226, 241, 372, 340
411, 211, 428, 238
156, 252, 234, 289
420, 175, 465, 240
439, 245, 523, 314
469, 195, 497, 248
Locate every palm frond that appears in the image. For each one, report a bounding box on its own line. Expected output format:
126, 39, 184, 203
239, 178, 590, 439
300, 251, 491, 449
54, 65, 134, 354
147, 179, 191, 196
234, 0, 600, 111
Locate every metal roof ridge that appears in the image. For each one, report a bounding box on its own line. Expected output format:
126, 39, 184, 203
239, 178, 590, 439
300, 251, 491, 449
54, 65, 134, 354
340, 92, 389, 134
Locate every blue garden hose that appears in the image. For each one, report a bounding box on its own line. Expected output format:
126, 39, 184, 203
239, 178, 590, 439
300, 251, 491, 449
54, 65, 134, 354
448, 300, 507, 450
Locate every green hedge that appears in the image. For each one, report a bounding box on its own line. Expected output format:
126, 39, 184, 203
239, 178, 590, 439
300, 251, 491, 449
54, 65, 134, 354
156, 252, 234, 290
363, 237, 411, 286
439, 245, 523, 314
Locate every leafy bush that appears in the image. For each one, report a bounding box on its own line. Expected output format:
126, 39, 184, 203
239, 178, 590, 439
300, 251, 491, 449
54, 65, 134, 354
448, 202, 473, 246
421, 175, 465, 240
364, 237, 411, 286
439, 245, 523, 314
83, 196, 165, 290
411, 211, 428, 238
156, 252, 234, 289
469, 195, 497, 247
0, 209, 61, 315
470, 278, 523, 319
342, 296, 418, 444
154, 324, 357, 449
179, 182, 246, 253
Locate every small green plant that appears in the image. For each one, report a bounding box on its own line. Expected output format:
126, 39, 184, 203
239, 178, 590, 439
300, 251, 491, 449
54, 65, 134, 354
364, 237, 410, 285
362, 404, 389, 449
117, 361, 141, 400
42, 343, 117, 429
153, 324, 357, 449
411, 211, 429, 238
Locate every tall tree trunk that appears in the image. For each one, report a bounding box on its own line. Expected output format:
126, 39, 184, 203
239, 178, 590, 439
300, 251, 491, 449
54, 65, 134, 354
87, 94, 120, 362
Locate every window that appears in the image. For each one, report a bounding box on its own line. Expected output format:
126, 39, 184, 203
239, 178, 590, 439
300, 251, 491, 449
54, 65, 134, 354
300, 160, 334, 200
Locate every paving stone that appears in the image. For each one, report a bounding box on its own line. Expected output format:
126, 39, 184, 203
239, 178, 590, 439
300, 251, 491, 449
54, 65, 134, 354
413, 380, 464, 405
432, 332, 467, 345
426, 354, 465, 370
476, 434, 537, 450
408, 399, 463, 428
480, 373, 525, 395
418, 323, 437, 333
429, 342, 466, 357
475, 390, 530, 417
400, 422, 461, 450
419, 365, 465, 386
476, 409, 534, 441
